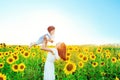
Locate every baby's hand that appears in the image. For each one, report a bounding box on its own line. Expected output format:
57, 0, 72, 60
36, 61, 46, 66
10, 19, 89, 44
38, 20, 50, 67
50, 50, 54, 55
49, 39, 54, 43
29, 42, 35, 48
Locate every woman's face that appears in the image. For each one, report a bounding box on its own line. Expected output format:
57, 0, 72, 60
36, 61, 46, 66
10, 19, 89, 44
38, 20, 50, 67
56, 42, 60, 48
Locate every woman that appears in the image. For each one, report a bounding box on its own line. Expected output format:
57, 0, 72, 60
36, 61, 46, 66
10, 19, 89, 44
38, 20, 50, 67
44, 42, 66, 80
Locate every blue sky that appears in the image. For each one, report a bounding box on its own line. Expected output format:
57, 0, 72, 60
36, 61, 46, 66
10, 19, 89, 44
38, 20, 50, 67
0, 0, 120, 45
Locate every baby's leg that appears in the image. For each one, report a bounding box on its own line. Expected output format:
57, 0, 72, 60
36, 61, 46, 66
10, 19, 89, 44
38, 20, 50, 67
41, 39, 47, 50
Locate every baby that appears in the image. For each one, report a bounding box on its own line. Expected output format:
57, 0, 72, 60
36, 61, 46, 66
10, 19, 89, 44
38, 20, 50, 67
29, 26, 55, 54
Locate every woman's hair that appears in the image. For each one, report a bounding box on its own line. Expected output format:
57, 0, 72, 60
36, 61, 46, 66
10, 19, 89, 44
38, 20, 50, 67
47, 26, 55, 33
57, 42, 66, 61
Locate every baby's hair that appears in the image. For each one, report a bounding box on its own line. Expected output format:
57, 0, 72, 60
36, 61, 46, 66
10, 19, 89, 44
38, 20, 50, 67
57, 42, 66, 61
47, 26, 55, 33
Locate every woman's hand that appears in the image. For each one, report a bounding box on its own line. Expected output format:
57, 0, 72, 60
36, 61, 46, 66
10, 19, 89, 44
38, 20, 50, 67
50, 50, 54, 55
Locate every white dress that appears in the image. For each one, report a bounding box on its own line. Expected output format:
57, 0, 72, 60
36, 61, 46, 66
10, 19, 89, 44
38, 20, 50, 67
44, 48, 60, 80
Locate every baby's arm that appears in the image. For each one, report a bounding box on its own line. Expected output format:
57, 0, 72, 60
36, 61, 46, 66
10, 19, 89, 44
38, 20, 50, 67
47, 39, 54, 43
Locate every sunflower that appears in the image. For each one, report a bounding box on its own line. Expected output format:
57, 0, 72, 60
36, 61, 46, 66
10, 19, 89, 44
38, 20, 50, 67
100, 62, 105, 66
106, 54, 110, 59
89, 52, 94, 55
64, 62, 76, 75
106, 52, 111, 56
23, 51, 30, 58
115, 76, 119, 80
78, 61, 84, 68
19, 47, 24, 52
92, 62, 98, 67
117, 57, 120, 61
118, 53, 120, 57
14, 46, 20, 51
31, 52, 36, 57
18, 63, 26, 72
36, 45, 40, 49
0, 73, 6, 80
82, 55, 88, 62
0, 52, 3, 58
12, 55, 19, 61
8, 51, 12, 55
96, 47, 102, 53
78, 53, 84, 60
111, 57, 117, 63
13, 51, 19, 55
66, 56, 70, 62
20, 50, 25, 55
83, 47, 89, 53
12, 64, 19, 72
68, 46, 73, 51
6, 56, 15, 64
101, 72, 106, 76
105, 49, 110, 54
0, 63, 4, 68
41, 57, 45, 62
66, 51, 71, 57
90, 54, 96, 60
4, 52, 9, 56
74, 46, 79, 52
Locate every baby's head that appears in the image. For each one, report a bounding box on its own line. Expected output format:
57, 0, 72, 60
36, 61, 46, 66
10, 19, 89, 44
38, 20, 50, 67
47, 26, 55, 35
56, 42, 66, 61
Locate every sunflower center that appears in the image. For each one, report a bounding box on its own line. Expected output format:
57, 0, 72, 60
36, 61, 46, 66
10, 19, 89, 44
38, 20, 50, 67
25, 53, 28, 56
5, 53, 8, 55
79, 63, 82, 66
66, 57, 69, 60
9, 58, 13, 62
21, 51, 24, 54
20, 65, 24, 69
14, 65, 18, 69
112, 58, 115, 61
67, 64, 73, 71
83, 57, 87, 60
98, 50, 100, 52
13, 56, 17, 60
92, 55, 95, 58
93, 63, 96, 65
69, 48, 72, 50
0, 77, 3, 80
101, 62, 104, 65
0, 64, 3, 67
20, 49, 22, 51
79, 55, 83, 58
67, 53, 70, 56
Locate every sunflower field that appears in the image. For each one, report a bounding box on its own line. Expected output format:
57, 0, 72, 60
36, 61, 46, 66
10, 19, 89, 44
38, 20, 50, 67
0, 43, 120, 80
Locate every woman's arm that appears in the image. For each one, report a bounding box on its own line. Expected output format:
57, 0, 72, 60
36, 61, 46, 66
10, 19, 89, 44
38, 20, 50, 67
41, 47, 54, 55
41, 38, 54, 55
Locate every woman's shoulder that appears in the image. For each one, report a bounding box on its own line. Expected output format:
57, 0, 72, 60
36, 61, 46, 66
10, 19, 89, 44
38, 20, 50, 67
51, 48, 60, 60
51, 48, 58, 54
